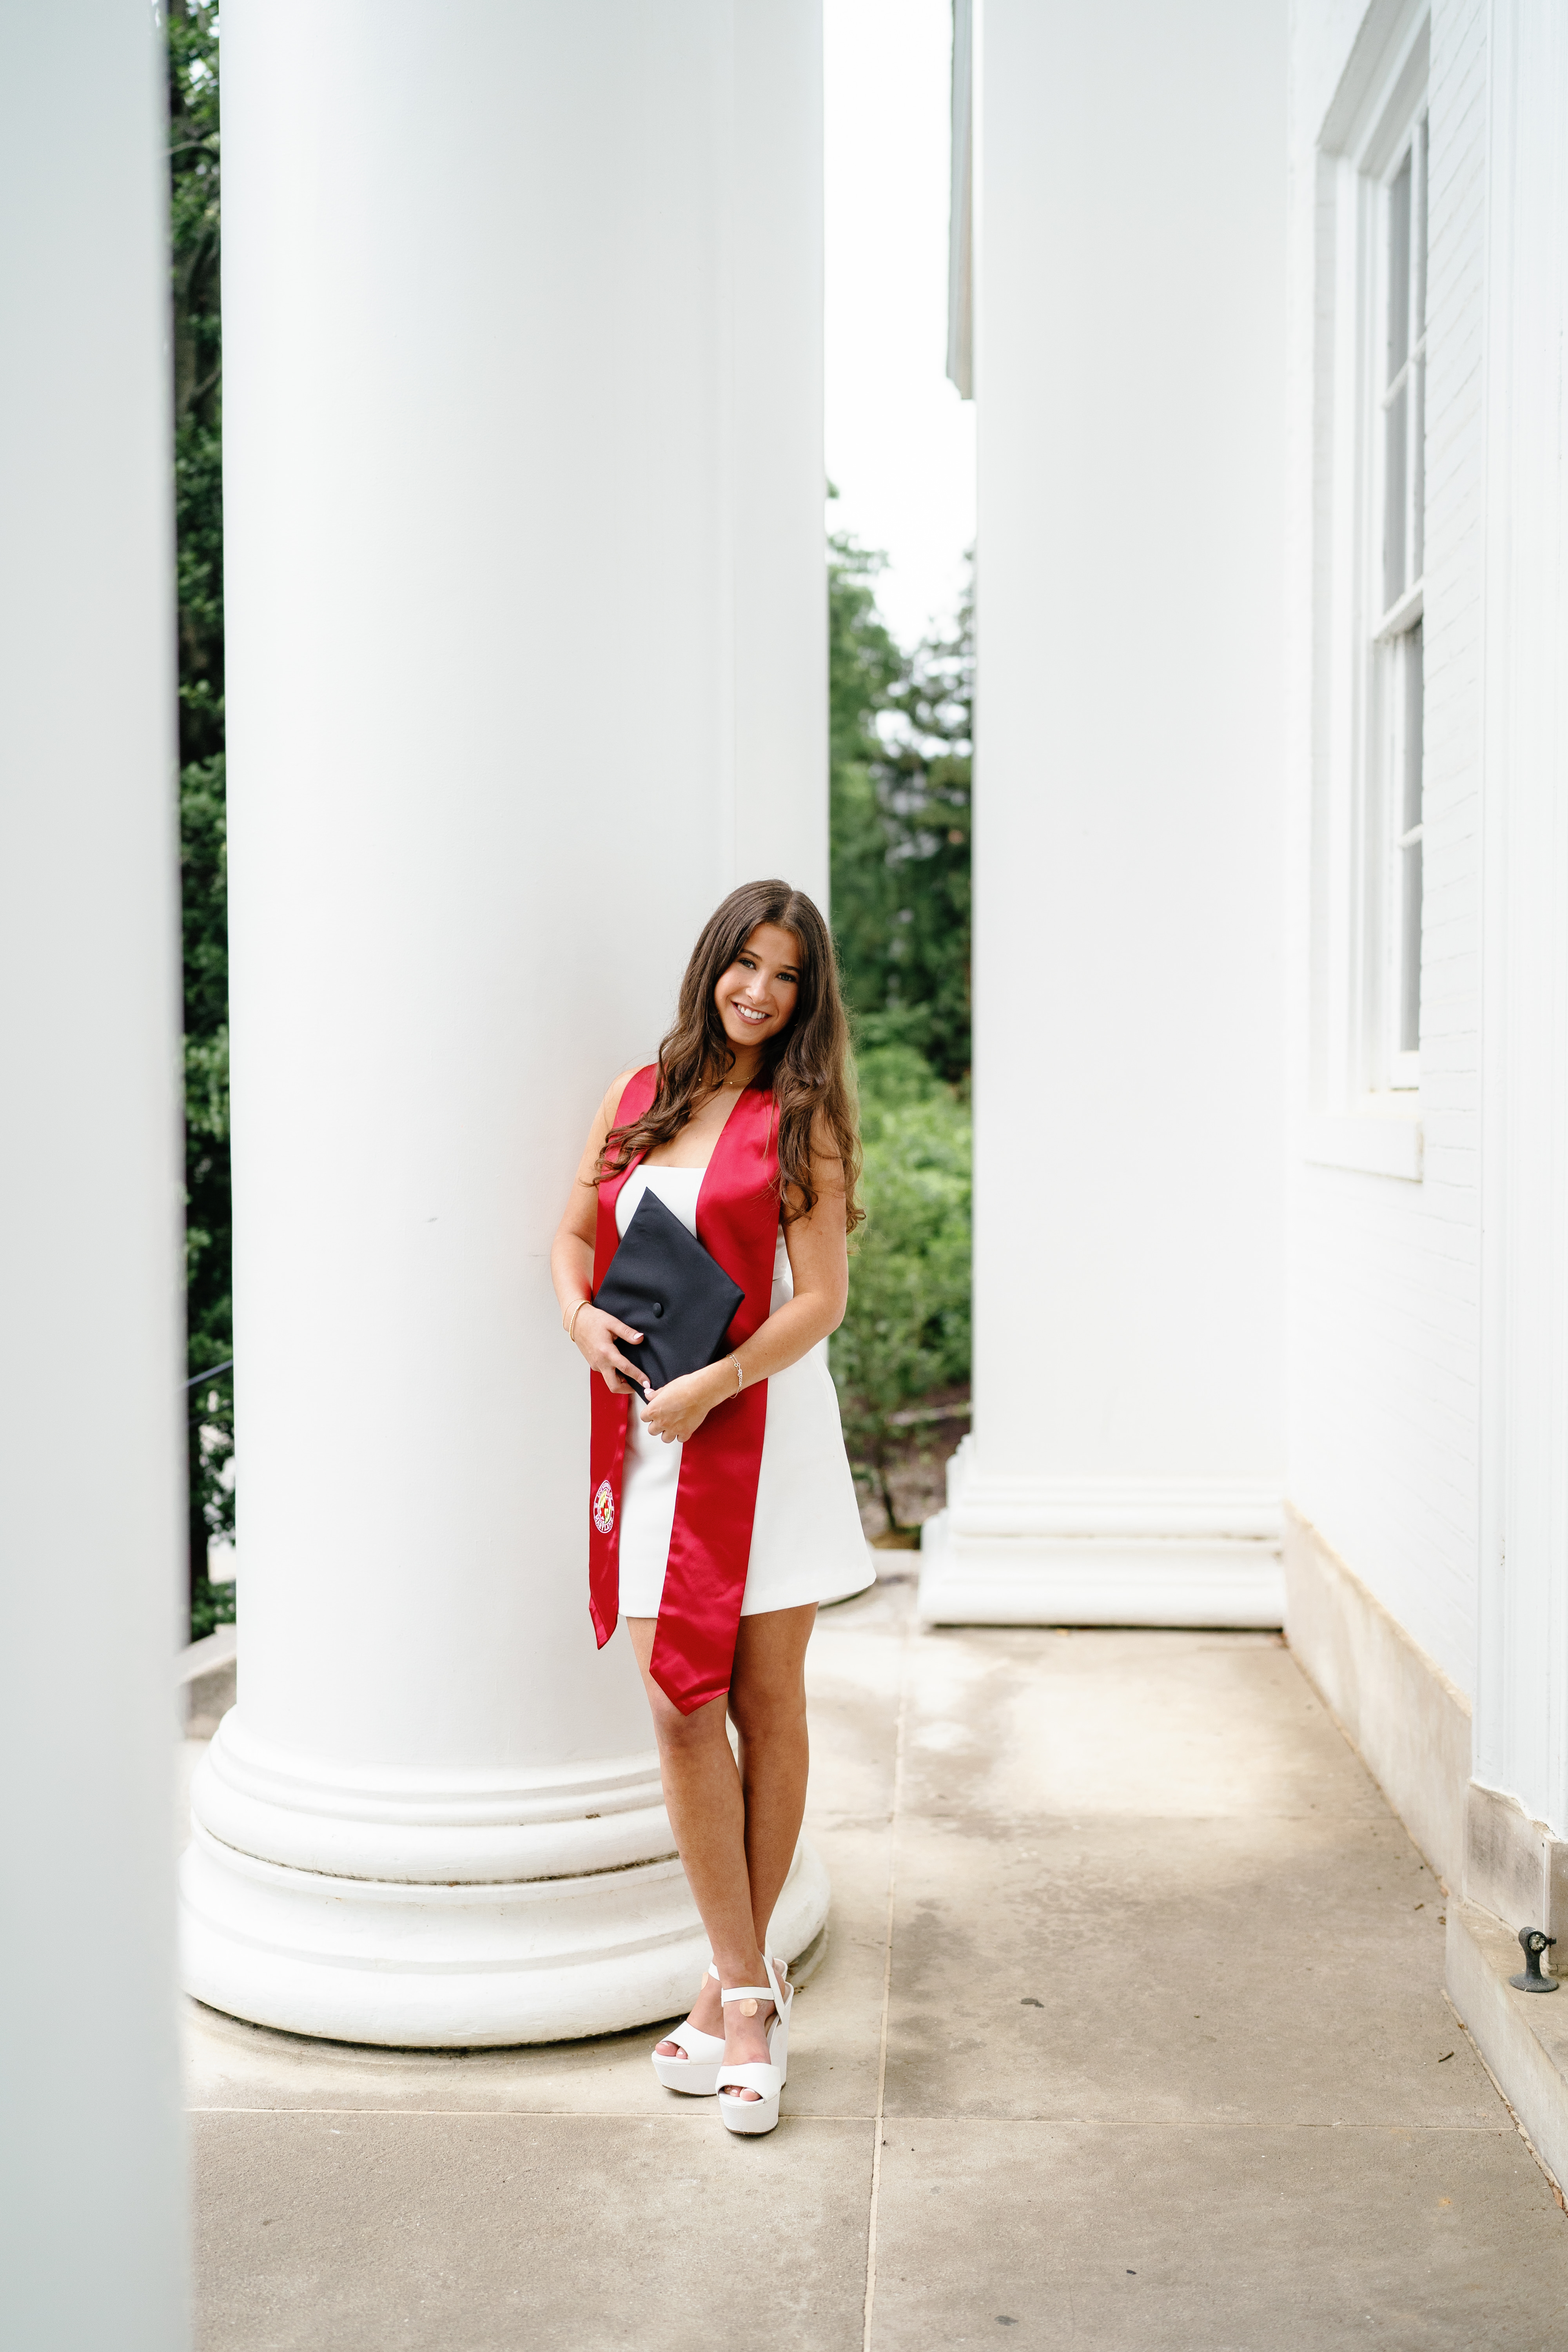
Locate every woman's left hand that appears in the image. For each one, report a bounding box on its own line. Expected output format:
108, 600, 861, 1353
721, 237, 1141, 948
641, 1365, 727, 1445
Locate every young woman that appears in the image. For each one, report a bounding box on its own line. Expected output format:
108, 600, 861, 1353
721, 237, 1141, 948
551, 879, 871, 2136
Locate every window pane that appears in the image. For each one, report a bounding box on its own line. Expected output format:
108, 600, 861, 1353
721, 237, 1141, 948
1414, 121, 1428, 340
1387, 152, 1411, 384
1399, 623, 1424, 1054
1400, 836, 1423, 1053
1385, 382, 1408, 609
1411, 358, 1425, 583
1403, 621, 1424, 835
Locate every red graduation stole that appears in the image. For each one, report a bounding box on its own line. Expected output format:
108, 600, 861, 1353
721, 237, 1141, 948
587, 1064, 779, 1714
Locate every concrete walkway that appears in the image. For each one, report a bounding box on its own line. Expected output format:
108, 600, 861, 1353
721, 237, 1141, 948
187, 1573, 1568, 2349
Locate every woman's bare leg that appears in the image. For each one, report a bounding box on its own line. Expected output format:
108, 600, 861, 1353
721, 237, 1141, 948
627, 1621, 765, 2067
728, 1603, 817, 1952
630, 1604, 817, 2093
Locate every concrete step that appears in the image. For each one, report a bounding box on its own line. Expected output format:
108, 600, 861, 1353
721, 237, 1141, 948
1448, 1897, 1568, 2196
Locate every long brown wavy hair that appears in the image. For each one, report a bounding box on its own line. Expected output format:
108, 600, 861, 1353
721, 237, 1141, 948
597, 880, 864, 1230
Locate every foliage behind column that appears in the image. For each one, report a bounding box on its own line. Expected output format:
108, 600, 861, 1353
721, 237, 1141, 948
828, 526, 972, 1086
827, 520, 974, 1523
169, 0, 232, 1630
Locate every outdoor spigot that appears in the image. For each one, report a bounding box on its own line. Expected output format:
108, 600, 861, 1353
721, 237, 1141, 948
1509, 1926, 1559, 1993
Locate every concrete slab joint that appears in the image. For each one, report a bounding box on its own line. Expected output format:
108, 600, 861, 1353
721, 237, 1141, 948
188, 1593, 1568, 2345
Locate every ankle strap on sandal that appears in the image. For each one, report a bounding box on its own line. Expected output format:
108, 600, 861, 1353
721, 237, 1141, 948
719, 1951, 786, 2011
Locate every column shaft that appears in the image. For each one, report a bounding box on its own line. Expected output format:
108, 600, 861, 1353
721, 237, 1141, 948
1475, 1, 1568, 1837
0, 2, 190, 2338
921, 0, 1289, 1627
183, 0, 829, 2045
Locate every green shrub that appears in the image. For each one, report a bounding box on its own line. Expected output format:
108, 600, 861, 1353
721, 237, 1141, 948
832, 1046, 971, 1528
189, 1576, 236, 1642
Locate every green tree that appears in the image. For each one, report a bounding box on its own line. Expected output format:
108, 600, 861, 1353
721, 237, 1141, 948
826, 517, 973, 1086
169, 0, 233, 1630
825, 520, 975, 1511
870, 596, 973, 1085
828, 521, 903, 1027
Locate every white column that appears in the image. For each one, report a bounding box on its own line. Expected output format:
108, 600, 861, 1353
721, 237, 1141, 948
181, 0, 829, 2046
732, 1, 828, 897
1474, 4, 1568, 1857
920, 0, 1289, 1628
0, 3, 190, 2341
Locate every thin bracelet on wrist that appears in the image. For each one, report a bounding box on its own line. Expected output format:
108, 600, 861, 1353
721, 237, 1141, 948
565, 1297, 591, 1343
728, 1354, 744, 1391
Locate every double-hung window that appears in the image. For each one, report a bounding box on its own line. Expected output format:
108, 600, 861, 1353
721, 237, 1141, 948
1308, 16, 1428, 1176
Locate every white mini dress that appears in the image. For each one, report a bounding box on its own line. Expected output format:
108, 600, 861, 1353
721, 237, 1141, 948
615, 1164, 875, 1619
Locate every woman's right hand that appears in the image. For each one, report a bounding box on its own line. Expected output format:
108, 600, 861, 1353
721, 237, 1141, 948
572, 1304, 650, 1399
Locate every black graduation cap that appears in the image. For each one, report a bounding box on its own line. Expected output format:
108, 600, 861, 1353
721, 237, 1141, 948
592, 1185, 745, 1397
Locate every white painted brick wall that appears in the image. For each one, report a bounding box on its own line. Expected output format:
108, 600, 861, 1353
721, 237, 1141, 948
1287, 0, 1489, 1697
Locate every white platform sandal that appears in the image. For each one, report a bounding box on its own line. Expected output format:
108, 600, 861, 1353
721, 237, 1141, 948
652, 1962, 726, 2094
717, 1953, 793, 2137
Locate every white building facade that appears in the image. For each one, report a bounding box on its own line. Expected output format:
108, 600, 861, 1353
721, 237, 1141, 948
1284, 0, 1568, 2174
26, 0, 1568, 2328
930, 0, 1568, 2179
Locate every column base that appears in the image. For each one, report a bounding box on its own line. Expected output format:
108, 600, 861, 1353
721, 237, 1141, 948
917, 1441, 1285, 1628
180, 1711, 831, 2047
181, 1824, 829, 2048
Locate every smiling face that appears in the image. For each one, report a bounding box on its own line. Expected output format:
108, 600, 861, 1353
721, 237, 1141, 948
713, 922, 802, 1060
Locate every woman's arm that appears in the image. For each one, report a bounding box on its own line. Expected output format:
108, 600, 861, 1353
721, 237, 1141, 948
550, 1069, 651, 1399
641, 1119, 849, 1444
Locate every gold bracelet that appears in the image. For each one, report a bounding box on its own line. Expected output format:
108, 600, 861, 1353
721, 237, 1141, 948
565, 1297, 591, 1343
